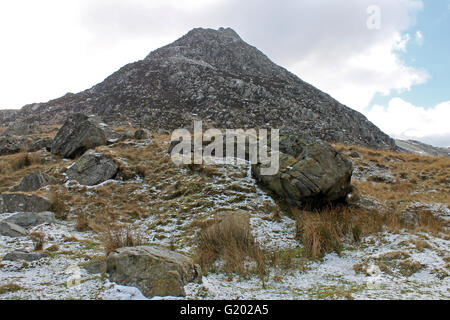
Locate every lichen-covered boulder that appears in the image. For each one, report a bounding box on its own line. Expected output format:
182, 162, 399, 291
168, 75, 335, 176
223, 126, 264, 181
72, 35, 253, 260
66, 150, 119, 186
106, 245, 202, 298
0, 222, 28, 237
252, 134, 353, 208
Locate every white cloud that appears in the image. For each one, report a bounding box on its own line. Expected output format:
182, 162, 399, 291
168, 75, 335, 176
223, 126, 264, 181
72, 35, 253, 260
366, 98, 450, 147
415, 30, 424, 45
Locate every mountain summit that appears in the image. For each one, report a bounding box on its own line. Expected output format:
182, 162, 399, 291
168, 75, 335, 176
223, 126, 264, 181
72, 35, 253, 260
0, 27, 395, 148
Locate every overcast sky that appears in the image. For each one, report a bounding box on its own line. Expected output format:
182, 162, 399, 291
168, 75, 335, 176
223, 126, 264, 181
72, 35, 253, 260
0, 0, 449, 146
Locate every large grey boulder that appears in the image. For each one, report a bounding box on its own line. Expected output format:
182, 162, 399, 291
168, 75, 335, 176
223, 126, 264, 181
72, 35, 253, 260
252, 134, 353, 208
66, 150, 119, 186
106, 246, 202, 298
5, 212, 55, 228
51, 113, 109, 159
3, 250, 48, 262
0, 222, 28, 237
0, 193, 52, 213
11, 171, 58, 192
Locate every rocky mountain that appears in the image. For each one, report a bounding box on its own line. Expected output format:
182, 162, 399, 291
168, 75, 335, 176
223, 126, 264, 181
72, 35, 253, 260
0, 27, 395, 149
396, 139, 450, 157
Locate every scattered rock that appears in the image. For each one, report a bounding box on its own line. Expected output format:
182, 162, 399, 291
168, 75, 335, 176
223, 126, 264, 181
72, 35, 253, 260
0, 222, 28, 237
51, 113, 109, 159
3, 250, 47, 262
32, 137, 53, 152
66, 150, 119, 186
11, 171, 58, 192
252, 134, 353, 207
4, 122, 39, 136
0, 193, 52, 213
5, 212, 55, 228
348, 150, 360, 158
106, 245, 202, 298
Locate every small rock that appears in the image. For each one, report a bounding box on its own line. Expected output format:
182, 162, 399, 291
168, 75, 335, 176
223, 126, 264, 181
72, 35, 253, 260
0, 222, 28, 237
11, 171, 58, 192
134, 129, 151, 140
84, 259, 106, 274
5, 212, 55, 228
3, 250, 48, 262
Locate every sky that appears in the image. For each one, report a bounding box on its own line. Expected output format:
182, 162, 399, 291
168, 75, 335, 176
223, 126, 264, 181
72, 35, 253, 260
0, 0, 448, 147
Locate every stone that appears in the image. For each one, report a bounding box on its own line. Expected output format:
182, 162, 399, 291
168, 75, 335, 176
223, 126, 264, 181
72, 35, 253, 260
66, 150, 119, 186
106, 245, 202, 298
134, 128, 151, 140
0, 222, 28, 237
0, 193, 52, 213
5, 212, 55, 228
252, 134, 353, 208
11, 171, 58, 192
3, 250, 48, 262
51, 113, 108, 159
83, 259, 106, 274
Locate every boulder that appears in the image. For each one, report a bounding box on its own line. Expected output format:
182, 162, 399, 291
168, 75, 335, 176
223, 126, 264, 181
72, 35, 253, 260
32, 137, 53, 152
3, 250, 48, 262
0, 193, 52, 213
51, 113, 108, 159
11, 171, 58, 192
106, 245, 202, 298
5, 212, 55, 228
66, 150, 119, 186
0, 222, 28, 237
252, 134, 353, 207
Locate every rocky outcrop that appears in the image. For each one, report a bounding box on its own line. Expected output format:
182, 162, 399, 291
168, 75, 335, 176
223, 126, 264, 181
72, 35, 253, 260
0, 193, 52, 213
11, 171, 58, 192
0, 221, 28, 237
2, 250, 48, 262
66, 150, 119, 186
106, 245, 202, 298
252, 134, 353, 207
51, 113, 109, 159
1, 28, 395, 150
4, 212, 55, 228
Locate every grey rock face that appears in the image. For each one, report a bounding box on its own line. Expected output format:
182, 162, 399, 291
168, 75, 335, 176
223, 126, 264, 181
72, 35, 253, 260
0, 193, 52, 213
51, 113, 108, 159
3, 250, 48, 262
5, 212, 55, 228
0, 222, 28, 237
106, 245, 202, 298
4, 122, 39, 136
11, 171, 58, 192
252, 134, 353, 207
66, 150, 119, 186
2, 28, 395, 150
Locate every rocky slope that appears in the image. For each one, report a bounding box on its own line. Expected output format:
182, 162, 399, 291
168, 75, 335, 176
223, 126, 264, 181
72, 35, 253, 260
396, 140, 450, 158
0, 27, 394, 149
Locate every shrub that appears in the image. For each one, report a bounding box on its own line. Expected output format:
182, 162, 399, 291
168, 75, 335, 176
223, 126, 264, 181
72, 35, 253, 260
195, 211, 265, 276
